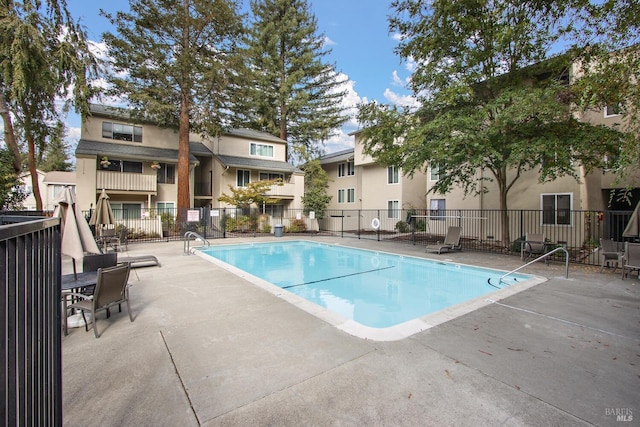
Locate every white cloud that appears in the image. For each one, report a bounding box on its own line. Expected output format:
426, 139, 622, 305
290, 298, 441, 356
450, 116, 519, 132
383, 88, 420, 108
324, 36, 336, 46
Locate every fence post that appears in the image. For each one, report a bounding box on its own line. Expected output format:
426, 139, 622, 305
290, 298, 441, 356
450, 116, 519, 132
358, 210, 361, 239
222, 208, 226, 239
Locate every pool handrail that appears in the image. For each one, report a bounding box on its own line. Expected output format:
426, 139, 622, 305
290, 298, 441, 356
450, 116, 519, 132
500, 246, 569, 284
183, 231, 210, 255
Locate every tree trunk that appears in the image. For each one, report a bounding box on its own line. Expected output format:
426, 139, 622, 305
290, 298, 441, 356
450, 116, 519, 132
27, 134, 43, 210
177, 90, 190, 226
0, 92, 22, 175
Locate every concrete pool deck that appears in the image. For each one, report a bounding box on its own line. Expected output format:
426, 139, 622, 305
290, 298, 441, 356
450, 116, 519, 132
62, 237, 639, 426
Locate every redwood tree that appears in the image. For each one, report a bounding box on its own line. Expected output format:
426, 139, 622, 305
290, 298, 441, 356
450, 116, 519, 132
102, 0, 244, 223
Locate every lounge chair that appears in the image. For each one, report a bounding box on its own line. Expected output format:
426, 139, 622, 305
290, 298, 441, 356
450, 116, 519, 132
621, 242, 640, 279
521, 233, 547, 263
599, 238, 623, 273
67, 263, 133, 338
426, 226, 462, 254
106, 227, 128, 252
117, 254, 161, 268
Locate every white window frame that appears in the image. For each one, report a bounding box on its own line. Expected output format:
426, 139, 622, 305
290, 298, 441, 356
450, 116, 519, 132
429, 165, 440, 181
338, 163, 346, 178
258, 171, 284, 181
430, 199, 446, 220
347, 188, 355, 203
388, 166, 399, 184
387, 200, 400, 219
250, 143, 274, 157
337, 189, 345, 203
110, 202, 143, 220
541, 193, 572, 226
156, 201, 175, 214
604, 103, 621, 118
346, 160, 355, 176
237, 169, 250, 187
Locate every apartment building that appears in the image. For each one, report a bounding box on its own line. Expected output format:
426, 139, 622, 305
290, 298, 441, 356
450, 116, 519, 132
74, 104, 304, 220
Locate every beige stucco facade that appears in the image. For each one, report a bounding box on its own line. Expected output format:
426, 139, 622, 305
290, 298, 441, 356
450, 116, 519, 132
74, 105, 304, 218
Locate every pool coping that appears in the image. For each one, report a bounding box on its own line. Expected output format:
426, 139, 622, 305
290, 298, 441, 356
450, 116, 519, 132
195, 240, 547, 341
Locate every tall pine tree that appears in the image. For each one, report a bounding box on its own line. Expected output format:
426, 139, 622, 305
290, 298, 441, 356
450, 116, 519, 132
0, 0, 97, 209
102, 0, 244, 223
238, 0, 348, 163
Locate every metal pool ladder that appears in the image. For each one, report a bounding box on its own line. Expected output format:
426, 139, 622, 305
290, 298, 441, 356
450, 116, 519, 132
183, 231, 210, 255
499, 246, 570, 285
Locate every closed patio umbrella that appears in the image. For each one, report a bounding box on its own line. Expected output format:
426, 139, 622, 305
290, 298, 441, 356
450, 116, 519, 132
90, 188, 115, 228
90, 189, 116, 250
623, 202, 640, 238
53, 186, 101, 278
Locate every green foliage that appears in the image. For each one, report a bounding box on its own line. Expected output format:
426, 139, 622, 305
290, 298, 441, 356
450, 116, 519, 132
224, 215, 258, 232
395, 221, 410, 233
236, 0, 349, 162
0, 147, 27, 210
0, 0, 98, 209
39, 122, 73, 172
301, 159, 332, 219
160, 211, 175, 230
218, 178, 283, 209
102, 0, 245, 216
287, 219, 307, 233
416, 220, 426, 232
358, 0, 626, 244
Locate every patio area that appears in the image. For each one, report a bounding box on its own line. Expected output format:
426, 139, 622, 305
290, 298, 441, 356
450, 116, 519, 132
62, 237, 639, 426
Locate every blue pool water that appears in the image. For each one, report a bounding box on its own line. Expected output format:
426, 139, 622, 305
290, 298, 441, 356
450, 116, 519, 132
200, 240, 532, 330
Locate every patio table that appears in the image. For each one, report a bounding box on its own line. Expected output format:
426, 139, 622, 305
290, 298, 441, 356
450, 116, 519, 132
62, 272, 98, 335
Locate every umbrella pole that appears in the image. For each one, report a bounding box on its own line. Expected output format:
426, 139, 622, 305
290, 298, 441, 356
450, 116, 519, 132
73, 259, 77, 280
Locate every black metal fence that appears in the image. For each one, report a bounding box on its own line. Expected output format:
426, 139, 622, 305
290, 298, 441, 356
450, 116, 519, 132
86, 207, 635, 266
1, 215, 62, 426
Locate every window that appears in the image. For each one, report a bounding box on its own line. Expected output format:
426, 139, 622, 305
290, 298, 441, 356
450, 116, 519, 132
347, 188, 355, 203
250, 143, 274, 157
388, 166, 399, 184
388, 200, 400, 219
542, 193, 572, 225
263, 204, 284, 217
430, 199, 446, 220
237, 170, 250, 187
429, 165, 440, 181
604, 103, 621, 117
98, 158, 143, 173
156, 202, 175, 214
156, 163, 175, 184
338, 161, 354, 178
102, 121, 142, 142
338, 189, 345, 203
111, 203, 141, 220
259, 172, 284, 181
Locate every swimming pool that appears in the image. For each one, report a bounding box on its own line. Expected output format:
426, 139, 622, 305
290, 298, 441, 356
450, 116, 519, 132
198, 240, 545, 340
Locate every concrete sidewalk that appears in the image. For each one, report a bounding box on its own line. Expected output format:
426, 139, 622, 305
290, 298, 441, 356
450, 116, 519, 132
62, 237, 639, 426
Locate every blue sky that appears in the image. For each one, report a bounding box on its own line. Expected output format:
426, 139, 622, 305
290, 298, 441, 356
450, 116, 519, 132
64, 0, 416, 154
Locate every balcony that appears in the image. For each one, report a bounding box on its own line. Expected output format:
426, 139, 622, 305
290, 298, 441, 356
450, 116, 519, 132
264, 182, 296, 198
96, 171, 157, 193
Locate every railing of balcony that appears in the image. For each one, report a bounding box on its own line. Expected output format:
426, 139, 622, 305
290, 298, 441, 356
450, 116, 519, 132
264, 182, 295, 197
96, 171, 157, 192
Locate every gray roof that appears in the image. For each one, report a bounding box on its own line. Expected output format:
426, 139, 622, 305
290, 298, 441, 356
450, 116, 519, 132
318, 148, 354, 165
226, 128, 287, 144
214, 154, 300, 173
44, 171, 76, 184
75, 139, 202, 163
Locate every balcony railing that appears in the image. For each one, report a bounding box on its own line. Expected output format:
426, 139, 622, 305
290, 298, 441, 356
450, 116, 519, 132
264, 182, 296, 197
97, 171, 157, 192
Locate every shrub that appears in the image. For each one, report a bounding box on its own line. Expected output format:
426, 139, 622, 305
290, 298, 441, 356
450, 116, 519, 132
287, 219, 307, 233
395, 220, 410, 233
